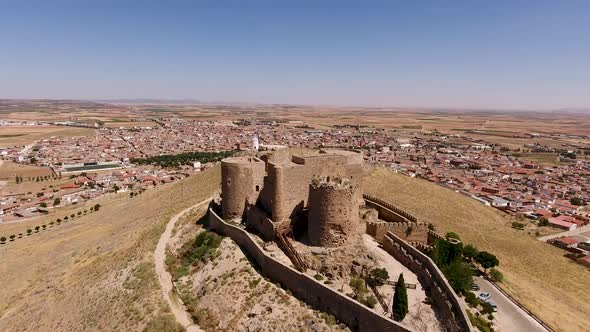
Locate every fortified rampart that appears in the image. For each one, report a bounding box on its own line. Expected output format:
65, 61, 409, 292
221, 157, 265, 220
259, 150, 363, 226
208, 206, 413, 332
308, 176, 362, 247
363, 194, 417, 223
366, 220, 429, 244
382, 232, 473, 332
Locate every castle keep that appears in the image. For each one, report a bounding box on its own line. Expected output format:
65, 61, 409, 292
221, 148, 363, 246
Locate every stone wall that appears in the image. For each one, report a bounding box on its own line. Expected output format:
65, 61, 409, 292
208, 207, 413, 332
366, 220, 429, 244
363, 194, 417, 223
262, 152, 363, 225
245, 204, 275, 241
382, 232, 474, 332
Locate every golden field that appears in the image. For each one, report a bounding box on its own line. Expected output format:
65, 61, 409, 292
364, 167, 590, 332
0, 167, 220, 331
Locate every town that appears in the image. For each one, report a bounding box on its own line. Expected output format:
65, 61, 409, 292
2, 117, 589, 269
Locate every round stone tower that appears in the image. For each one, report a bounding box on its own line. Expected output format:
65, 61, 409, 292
221, 157, 265, 220
308, 176, 361, 247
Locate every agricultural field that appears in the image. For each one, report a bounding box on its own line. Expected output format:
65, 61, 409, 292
364, 167, 590, 332
0, 161, 54, 180
0, 125, 95, 148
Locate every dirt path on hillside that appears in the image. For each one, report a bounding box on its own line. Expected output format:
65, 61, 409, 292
154, 198, 211, 332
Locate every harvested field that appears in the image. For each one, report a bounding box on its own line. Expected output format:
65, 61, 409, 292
0, 126, 95, 147
0, 166, 220, 331
0, 161, 54, 180
364, 167, 590, 332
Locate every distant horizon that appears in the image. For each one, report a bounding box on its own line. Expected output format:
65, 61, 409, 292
1, 98, 589, 114
1, 1, 589, 110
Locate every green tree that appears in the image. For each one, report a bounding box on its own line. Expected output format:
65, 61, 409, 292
53, 197, 61, 206
349, 277, 367, 299
443, 260, 473, 294
570, 197, 583, 206
27, 229, 32, 235
538, 217, 549, 227
392, 274, 408, 321
446, 232, 461, 241
10, 235, 16, 241
94, 204, 101, 212
368, 268, 390, 286
476, 251, 499, 273
35, 226, 40, 232
490, 268, 504, 282
0, 236, 6, 243
462, 244, 479, 261
40, 202, 47, 208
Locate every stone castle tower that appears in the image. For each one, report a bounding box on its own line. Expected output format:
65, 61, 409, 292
221, 157, 265, 220
308, 176, 362, 247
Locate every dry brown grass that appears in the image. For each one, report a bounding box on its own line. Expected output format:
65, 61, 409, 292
0, 126, 95, 147
0, 166, 220, 331
0, 161, 54, 180
364, 167, 589, 332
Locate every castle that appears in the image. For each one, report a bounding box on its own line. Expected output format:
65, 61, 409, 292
220, 147, 364, 247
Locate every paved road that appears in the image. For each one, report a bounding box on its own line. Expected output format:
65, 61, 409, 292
474, 276, 548, 332
154, 198, 211, 332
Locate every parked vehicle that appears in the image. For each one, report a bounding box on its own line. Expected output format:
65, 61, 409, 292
471, 284, 480, 291
485, 300, 498, 312
479, 292, 491, 300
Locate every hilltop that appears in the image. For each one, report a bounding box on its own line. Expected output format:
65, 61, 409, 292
364, 167, 590, 332
0, 167, 220, 331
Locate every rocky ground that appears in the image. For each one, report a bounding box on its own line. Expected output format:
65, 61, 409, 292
168, 217, 350, 332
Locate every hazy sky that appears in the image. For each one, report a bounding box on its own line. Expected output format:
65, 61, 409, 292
1, 0, 589, 110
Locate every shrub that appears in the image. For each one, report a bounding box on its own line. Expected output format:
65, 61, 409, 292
511, 221, 525, 230
368, 267, 389, 286
313, 273, 324, 281
362, 294, 378, 308
490, 268, 504, 282
465, 291, 478, 307
538, 217, 549, 227
349, 277, 367, 299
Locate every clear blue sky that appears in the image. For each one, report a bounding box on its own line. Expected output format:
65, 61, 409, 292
1, 0, 588, 110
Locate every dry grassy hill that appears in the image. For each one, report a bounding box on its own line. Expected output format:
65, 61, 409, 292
364, 167, 590, 332
0, 166, 220, 332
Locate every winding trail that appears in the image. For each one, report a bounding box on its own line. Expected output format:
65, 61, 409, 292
154, 198, 211, 332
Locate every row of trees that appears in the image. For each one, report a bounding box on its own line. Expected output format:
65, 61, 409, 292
430, 232, 501, 295
131, 150, 236, 168
15, 175, 60, 183
0, 204, 101, 245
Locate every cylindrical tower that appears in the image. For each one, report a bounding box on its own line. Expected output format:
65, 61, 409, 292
308, 176, 361, 247
221, 157, 265, 220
